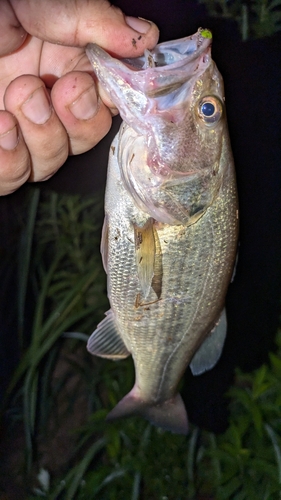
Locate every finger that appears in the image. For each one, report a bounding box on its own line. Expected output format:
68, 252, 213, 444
51, 71, 116, 155
10, 0, 159, 57
0, 0, 27, 56
4, 75, 69, 182
0, 110, 31, 195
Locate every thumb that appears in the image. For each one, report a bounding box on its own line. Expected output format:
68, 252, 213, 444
10, 0, 159, 57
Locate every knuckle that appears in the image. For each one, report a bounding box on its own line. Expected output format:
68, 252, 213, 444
30, 135, 69, 181
0, 150, 31, 193
69, 112, 112, 155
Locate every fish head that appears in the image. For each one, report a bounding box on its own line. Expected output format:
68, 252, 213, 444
87, 30, 230, 224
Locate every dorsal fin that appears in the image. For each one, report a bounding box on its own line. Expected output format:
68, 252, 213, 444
87, 309, 130, 360
190, 308, 227, 375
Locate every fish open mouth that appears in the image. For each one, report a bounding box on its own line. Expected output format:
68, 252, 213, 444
122, 28, 212, 71
86, 28, 213, 101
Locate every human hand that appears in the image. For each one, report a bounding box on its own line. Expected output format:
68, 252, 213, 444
0, 0, 159, 195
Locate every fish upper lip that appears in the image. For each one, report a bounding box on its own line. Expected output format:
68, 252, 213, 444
86, 29, 212, 98
121, 29, 212, 73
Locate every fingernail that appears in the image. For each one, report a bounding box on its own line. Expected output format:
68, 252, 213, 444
125, 16, 151, 34
0, 125, 19, 150
21, 87, 51, 124
69, 85, 98, 120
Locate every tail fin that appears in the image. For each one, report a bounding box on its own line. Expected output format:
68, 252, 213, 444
106, 388, 188, 435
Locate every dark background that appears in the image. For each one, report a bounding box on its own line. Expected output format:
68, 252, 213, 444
1, 0, 280, 432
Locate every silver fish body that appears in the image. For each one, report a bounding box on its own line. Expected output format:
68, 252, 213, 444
86, 29, 238, 434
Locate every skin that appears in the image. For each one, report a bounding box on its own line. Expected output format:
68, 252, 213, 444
0, 0, 159, 194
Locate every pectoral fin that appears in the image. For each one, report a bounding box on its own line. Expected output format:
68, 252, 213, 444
134, 218, 156, 298
87, 309, 130, 360
100, 215, 109, 273
151, 224, 162, 299
190, 308, 227, 375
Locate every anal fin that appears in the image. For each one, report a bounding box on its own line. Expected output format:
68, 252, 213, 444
87, 309, 130, 360
190, 308, 227, 375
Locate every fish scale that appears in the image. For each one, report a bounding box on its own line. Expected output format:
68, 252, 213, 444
86, 29, 238, 434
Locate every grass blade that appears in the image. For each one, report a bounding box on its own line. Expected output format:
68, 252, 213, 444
17, 188, 40, 350
265, 424, 281, 486
131, 470, 141, 500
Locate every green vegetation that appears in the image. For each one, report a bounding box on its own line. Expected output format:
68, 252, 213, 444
1, 188, 281, 499
199, 0, 281, 39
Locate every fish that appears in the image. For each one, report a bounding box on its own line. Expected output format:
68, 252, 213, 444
86, 28, 238, 435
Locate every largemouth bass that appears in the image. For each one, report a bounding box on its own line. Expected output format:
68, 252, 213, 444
86, 28, 238, 435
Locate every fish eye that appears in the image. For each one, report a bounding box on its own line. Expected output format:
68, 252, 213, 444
201, 102, 215, 116
198, 96, 223, 125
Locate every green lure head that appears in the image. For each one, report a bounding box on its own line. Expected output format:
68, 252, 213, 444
200, 28, 212, 39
